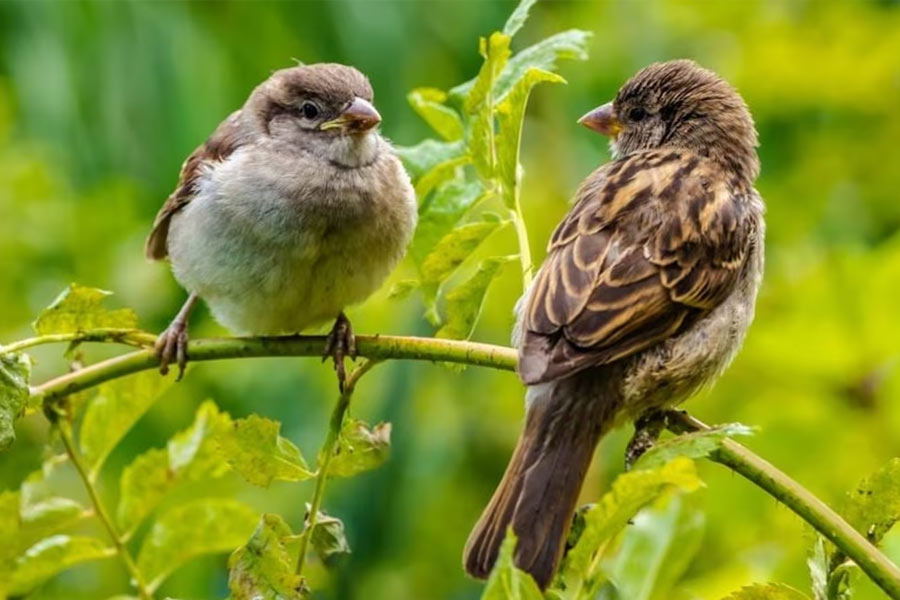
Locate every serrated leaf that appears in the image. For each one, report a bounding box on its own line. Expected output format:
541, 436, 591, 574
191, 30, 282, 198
843, 457, 900, 544
451, 30, 591, 102
481, 530, 543, 600
601, 494, 705, 600
467, 33, 512, 181
411, 180, 486, 268
634, 423, 754, 470
138, 498, 258, 592
503, 0, 538, 37
167, 400, 232, 476
414, 155, 471, 201
216, 414, 313, 487
79, 370, 172, 478
408, 88, 464, 142
8, 535, 114, 596
421, 219, 505, 285
720, 583, 811, 599
328, 419, 391, 478
562, 458, 703, 592
228, 513, 304, 600
436, 256, 516, 340
0, 351, 31, 451
32, 283, 138, 335
466, 32, 512, 114
394, 139, 465, 182
496, 68, 565, 208
308, 507, 351, 562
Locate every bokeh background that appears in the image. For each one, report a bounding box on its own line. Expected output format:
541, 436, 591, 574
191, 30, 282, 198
2, 1, 900, 598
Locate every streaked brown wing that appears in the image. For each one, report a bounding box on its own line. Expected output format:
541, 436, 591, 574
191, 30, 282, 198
518, 150, 752, 385
145, 110, 246, 260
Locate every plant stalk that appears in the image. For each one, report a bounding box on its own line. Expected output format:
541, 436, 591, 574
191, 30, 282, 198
295, 359, 380, 576
58, 421, 152, 600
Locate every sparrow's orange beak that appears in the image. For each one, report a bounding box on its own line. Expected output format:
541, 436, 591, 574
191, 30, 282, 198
578, 102, 622, 137
320, 97, 381, 133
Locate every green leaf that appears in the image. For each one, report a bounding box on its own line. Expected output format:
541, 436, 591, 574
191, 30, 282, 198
503, 0, 538, 37
481, 529, 543, 600
216, 414, 314, 487
118, 402, 233, 534
308, 508, 351, 562
414, 155, 471, 201
79, 370, 173, 477
328, 419, 391, 478
843, 457, 900, 543
394, 139, 465, 182
720, 583, 811, 600
411, 180, 486, 268
496, 68, 565, 208
421, 219, 505, 285
466, 33, 512, 181
808, 536, 829, 600
451, 30, 591, 102
7, 535, 114, 596
634, 423, 754, 470
228, 513, 304, 600
0, 351, 31, 451
138, 498, 259, 592
436, 256, 516, 340
408, 88, 464, 142
20, 462, 86, 541
562, 458, 703, 592
32, 283, 138, 335
600, 494, 705, 600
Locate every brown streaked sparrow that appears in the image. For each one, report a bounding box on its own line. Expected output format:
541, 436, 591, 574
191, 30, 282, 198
464, 60, 765, 588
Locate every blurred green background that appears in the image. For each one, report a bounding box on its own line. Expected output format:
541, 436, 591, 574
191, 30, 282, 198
1, 0, 900, 598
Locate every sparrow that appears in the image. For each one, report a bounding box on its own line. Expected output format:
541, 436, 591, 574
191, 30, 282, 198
146, 64, 417, 386
464, 60, 765, 588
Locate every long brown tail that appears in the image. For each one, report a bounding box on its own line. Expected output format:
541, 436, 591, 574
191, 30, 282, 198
463, 371, 619, 589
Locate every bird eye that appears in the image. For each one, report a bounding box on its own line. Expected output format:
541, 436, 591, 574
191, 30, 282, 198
628, 107, 647, 122
301, 102, 319, 119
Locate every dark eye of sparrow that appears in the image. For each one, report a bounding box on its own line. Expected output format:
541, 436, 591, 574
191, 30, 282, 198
301, 102, 319, 119
628, 107, 647, 122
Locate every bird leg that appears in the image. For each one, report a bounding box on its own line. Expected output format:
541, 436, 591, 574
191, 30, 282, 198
156, 293, 198, 381
624, 409, 668, 470
323, 312, 357, 392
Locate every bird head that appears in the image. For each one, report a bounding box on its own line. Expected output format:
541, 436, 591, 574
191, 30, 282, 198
580, 60, 759, 184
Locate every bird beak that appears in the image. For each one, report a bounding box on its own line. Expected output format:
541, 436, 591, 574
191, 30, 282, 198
320, 97, 381, 133
578, 102, 622, 137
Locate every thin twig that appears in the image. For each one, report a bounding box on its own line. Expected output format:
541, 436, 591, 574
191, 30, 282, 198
665, 410, 900, 600
295, 359, 381, 577
1, 329, 156, 354
58, 421, 152, 600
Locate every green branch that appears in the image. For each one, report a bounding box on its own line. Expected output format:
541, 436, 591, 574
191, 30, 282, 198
58, 421, 152, 600
19, 331, 900, 598
666, 410, 900, 600
295, 359, 380, 578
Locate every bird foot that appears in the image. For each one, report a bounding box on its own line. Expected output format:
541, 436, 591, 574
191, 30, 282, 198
624, 410, 668, 470
155, 321, 189, 381
323, 312, 357, 392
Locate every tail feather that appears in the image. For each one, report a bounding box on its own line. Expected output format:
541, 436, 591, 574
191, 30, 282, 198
463, 372, 618, 589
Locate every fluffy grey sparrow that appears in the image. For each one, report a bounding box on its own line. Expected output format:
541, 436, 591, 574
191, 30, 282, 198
464, 60, 765, 588
146, 64, 417, 386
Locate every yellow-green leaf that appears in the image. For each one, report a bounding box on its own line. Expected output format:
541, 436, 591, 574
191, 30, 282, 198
421, 219, 505, 285
502, 0, 538, 37
328, 419, 391, 478
496, 68, 565, 208
466, 32, 512, 114
228, 513, 304, 600
79, 370, 173, 478
216, 414, 313, 487
562, 458, 703, 591
0, 351, 31, 451
437, 256, 516, 340
414, 154, 471, 201
480, 530, 543, 600
843, 457, 900, 543
466, 33, 512, 181
138, 498, 258, 592
408, 88, 464, 141
394, 139, 465, 182
634, 423, 754, 470
32, 283, 138, 335
720, 583, 811, 600
411, 180, 486, 268
308, 507, 351, 562
8, 535, 114, 596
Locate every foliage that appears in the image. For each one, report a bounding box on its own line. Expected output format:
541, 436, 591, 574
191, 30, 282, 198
0, 0, 899, 599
